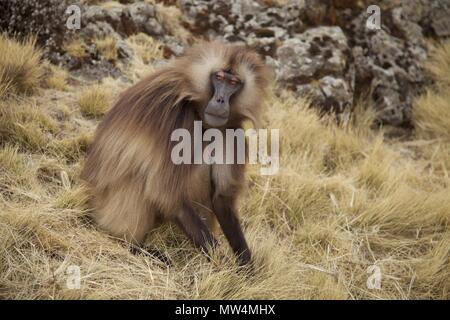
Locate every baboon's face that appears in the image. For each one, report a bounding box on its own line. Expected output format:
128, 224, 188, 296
203, 70, 243, 127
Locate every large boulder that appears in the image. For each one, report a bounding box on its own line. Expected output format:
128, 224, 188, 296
179, 0, 302, 45
273, 27, 354, 121
0, 0, 72, 55
348, 5, 430, 126
81, 2, 164, 39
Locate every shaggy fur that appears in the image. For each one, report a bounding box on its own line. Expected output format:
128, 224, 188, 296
81, 41, 270, 245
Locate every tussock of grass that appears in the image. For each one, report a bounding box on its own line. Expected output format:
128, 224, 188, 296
0, 145, 34, 195
413, 42, 450, 141
98, 0, 125, 9
50, 132, 93, 162
1, 36, 450, 300
125, 33, 164, 81
155, 4, 191, 43
413, 89, 450, 140
62, 38, 86, 59
94, 36, 118, 63
0, 100, 57, 152
127, 33, 164, 65
78, 85, 111, 118
45, 64, 69, 91
412, 40, 450, 177
426, 41, 450, 89
0, 34, 43, 96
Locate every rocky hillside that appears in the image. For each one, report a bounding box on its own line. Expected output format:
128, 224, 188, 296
2, 0, 449, 129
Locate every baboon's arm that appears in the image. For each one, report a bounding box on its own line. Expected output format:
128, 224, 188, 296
212, 195, 251, 266
174, 204, 218, 256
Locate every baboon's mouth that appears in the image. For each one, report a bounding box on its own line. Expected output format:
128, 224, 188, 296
205, 111, 228, 119
204, 112, 228, 127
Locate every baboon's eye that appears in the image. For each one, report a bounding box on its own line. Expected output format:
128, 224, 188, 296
229, 78, 239, 85
216, 72, 225, 81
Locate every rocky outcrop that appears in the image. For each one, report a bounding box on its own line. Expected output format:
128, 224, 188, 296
81, 2, 164, 38
0, 0, 72, 54
347, 7, 430, 126
179, 0, 450, 126
271, 27, 354, 122
3, 0, 449, 128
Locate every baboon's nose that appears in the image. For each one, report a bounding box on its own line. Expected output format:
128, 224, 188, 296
216, 96, 225, 104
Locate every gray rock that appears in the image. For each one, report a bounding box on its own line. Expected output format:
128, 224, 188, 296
82, 2, 163, 38
83, 5, 106, 23
179, 0, 305, 52
116, 39, 134, 60
127, 2, 163, 36
83, 5, 122, 37
0, 0, 72, 54
161, 36, 185, 57
82, 21, 118, 39
247, 37, 279, 57
429, 1, 450, 37
348, 6, 430, 126
275, 27, 354, 118
391, 7, 425, 46
48, 52, 82, 71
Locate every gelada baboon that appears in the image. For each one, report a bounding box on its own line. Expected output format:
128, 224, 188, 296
82, 41, 270, 265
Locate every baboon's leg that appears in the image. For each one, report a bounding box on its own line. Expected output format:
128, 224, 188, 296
174, 204, 218, 255
212, 195, 251, 266
93, 182, 154, 244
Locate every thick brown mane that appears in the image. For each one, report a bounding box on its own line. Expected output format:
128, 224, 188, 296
82, 66, 198, 214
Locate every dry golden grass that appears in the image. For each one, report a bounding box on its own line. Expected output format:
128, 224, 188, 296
98, 0, 125, 9
78, 85, 111, 118
125, 34, 164, 81
413, 89, 450, 140
62, 38, 86, 59
414, 41, 450, 142
0, 36, 449, 300
155, 4, 191, 43
127, 33, 164, 65
426, 41, 450, 89
0, 34, 44, 96
0, 100, 58, 152
94, 36, 118, 63
0, 72, 11, 100
44, 64, 69, 91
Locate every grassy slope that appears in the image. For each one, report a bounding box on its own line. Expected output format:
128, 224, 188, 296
0, 34, 449, 299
